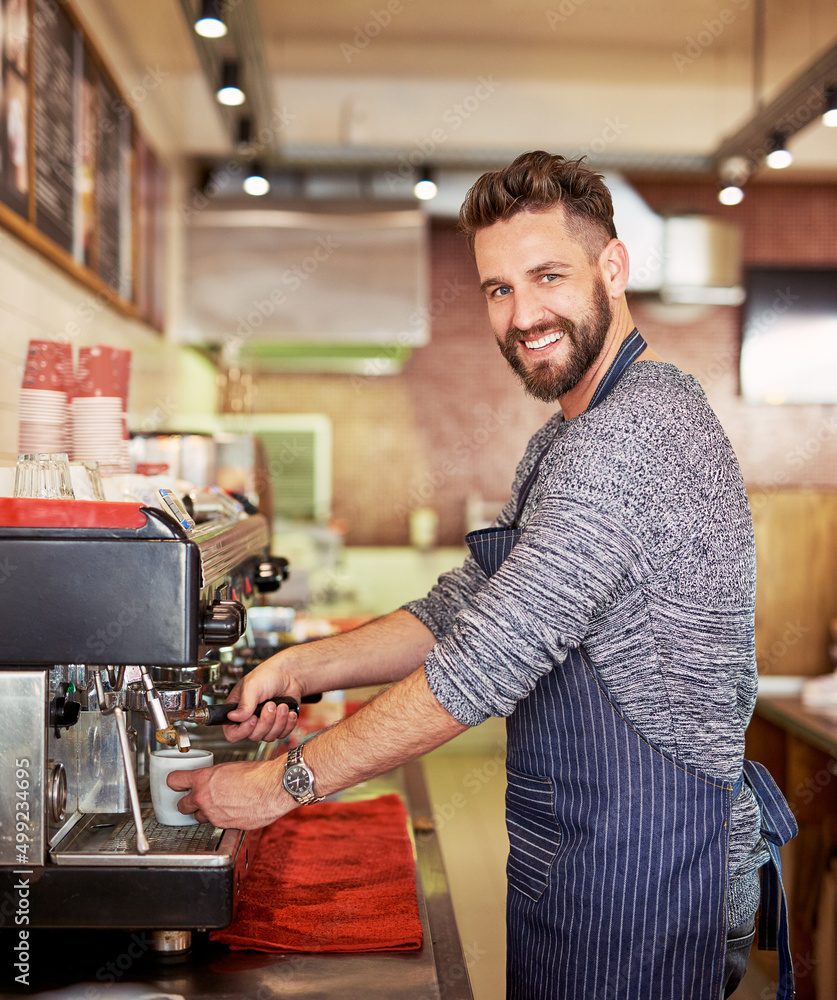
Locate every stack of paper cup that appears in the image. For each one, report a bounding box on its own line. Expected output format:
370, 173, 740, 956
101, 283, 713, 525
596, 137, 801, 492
18, 340, 72, 453
72, 346, 130, 475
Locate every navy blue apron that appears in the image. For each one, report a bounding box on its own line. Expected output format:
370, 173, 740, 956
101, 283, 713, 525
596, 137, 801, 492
465, 329, 796, 999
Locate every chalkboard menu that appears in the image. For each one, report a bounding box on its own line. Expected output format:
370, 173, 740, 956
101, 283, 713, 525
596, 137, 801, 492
34, 0, 74, 252
0, 0, 30, 218
0, 0, 165, 327
96, 75, 122, 292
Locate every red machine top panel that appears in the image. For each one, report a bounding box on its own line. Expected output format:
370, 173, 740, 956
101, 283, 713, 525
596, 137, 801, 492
0, 497, 149, 529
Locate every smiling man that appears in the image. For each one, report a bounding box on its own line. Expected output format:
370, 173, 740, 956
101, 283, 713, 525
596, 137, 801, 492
171, 151, 795, 1000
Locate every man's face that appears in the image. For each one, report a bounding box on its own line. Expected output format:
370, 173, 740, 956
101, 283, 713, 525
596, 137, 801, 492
474, 208, 613, 403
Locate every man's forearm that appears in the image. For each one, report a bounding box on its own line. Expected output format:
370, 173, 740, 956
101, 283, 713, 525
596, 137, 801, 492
282, 608, 439, 697
303, 664, 468, 797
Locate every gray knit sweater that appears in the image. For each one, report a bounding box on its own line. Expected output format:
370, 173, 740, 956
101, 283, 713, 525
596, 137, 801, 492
405, 361, 766, 926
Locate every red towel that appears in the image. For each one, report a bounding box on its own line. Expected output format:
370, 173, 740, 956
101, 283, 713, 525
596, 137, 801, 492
211, 793, 423, 952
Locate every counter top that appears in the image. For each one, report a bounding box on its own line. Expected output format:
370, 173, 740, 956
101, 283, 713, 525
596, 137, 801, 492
1, 761, 473, 1000
755, 694, 837, 758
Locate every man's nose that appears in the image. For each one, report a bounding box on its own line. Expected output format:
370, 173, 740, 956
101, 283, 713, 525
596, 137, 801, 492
511, 287, 548, 332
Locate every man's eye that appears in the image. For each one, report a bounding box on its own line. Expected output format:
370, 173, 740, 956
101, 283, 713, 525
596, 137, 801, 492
490, 286, 511, 298
541, 273, 559, 283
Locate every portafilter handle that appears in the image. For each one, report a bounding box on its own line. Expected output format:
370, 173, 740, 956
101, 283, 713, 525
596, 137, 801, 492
190, 693, 321, 725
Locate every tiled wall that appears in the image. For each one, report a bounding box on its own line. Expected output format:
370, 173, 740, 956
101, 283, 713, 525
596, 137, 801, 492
0, 232, 218, 464
248, 179, 837, 547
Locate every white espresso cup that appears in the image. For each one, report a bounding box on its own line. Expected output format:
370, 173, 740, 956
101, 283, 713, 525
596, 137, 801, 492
149, 748, 213, 826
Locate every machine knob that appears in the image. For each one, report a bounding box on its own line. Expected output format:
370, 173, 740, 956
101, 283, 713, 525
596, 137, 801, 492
49, 695, 81, 738
254, 556, 290, 593
200, 599, 247, 647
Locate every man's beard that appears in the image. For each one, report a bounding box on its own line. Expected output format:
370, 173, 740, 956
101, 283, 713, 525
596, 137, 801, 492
496, 276, 613, 403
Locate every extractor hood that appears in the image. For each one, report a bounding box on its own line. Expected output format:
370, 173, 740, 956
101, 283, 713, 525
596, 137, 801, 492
180, 200, 430, 373
603, 173, 744, 305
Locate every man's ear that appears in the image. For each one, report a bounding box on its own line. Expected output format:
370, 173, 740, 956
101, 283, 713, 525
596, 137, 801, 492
600, 239, 630, 298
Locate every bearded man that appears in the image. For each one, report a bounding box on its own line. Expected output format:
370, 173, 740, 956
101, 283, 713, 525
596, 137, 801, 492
173, 151, 795, 1000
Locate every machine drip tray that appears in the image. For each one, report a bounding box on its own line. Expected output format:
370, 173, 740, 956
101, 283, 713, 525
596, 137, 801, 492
51, 809, 233, 867
50, 736, 267, 868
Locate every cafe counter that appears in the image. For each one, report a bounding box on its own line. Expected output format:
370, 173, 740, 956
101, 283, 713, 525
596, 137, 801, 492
747, 694, 837, 1000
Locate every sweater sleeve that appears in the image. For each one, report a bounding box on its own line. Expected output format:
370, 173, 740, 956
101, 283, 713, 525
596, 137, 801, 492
423, 494, 649, 726
402, 417, 561, 639
402, 553, 489, 639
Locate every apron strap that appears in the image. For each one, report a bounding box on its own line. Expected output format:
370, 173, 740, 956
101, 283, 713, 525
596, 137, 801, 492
741, 759, 798, 1000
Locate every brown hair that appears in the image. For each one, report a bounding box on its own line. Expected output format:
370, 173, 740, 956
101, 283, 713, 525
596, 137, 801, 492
458, 151, 617, 261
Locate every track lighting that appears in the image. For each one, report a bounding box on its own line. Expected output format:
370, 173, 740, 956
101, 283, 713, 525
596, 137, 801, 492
413, 166, 437, 201
823, 86, 837, 127
216, 60, 245, 106
718, 184, 744, 206
765, 132, 793, 169
243, 162, 270, 196
195, 0, 227, 38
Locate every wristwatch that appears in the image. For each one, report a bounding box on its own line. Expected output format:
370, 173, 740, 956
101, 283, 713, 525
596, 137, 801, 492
282, 744, 324, 805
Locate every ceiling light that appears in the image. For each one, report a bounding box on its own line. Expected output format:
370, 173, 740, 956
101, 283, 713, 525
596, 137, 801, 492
237, 116, 254, 154
765, 132, 793, 169
823, 86, 837, 127
413, 166, 437, 201
718, 184, 745, 206
195, 0, 227, 38
216, 60, 245, 106
243, 162, 269, 196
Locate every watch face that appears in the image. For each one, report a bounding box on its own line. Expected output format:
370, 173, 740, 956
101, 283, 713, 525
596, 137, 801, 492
284, 764, 312, 796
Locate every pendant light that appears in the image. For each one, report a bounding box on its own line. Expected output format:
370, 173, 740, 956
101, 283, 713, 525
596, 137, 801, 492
195, 0, 227, 39
413, 166, 437, 201
216, 60, 245, 107
243, 162, 270, 197
823, 86, 837, 127
765, 132, 792, 169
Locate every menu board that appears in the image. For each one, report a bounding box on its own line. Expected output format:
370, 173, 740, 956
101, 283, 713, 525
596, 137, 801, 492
33, 0, 75, 253
0, 0, 29, 218
0, 0, 166, 325
135, 135, 166, 330
75, 45, 97, 268
96, 75, 122, 292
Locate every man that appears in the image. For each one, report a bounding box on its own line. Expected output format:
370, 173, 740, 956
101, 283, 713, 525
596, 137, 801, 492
172, 151, 794, 1000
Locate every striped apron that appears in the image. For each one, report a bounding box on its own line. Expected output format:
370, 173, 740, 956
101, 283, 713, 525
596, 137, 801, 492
465, 330, 796, 999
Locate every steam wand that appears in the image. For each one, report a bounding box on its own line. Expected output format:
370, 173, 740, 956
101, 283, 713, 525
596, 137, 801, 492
92, 669, 150, 856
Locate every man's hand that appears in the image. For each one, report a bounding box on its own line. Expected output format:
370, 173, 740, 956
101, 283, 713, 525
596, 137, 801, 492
167, 757, 292, 829
221, 655, 305, 744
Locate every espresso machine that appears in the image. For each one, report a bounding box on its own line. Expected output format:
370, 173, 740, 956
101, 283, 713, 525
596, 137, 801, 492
0, 488, 289, 953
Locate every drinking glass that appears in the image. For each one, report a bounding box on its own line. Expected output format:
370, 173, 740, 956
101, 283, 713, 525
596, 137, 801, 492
69, 460, 106, 500
14, 453, 75, 499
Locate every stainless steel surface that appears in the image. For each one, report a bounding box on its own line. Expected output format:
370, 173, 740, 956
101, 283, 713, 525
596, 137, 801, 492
76, 709, 132, 815
127, 680, 202, 718
53, 810, 236, 867
192, 514, 270, 588
152, 929, 193, 954
0, 670, 46, 865
149, 661, 220, 685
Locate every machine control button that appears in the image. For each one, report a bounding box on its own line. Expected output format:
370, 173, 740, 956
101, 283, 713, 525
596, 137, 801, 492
254, 556, 290, 592
200, 599, 247, 646
49, 695, 81, 737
